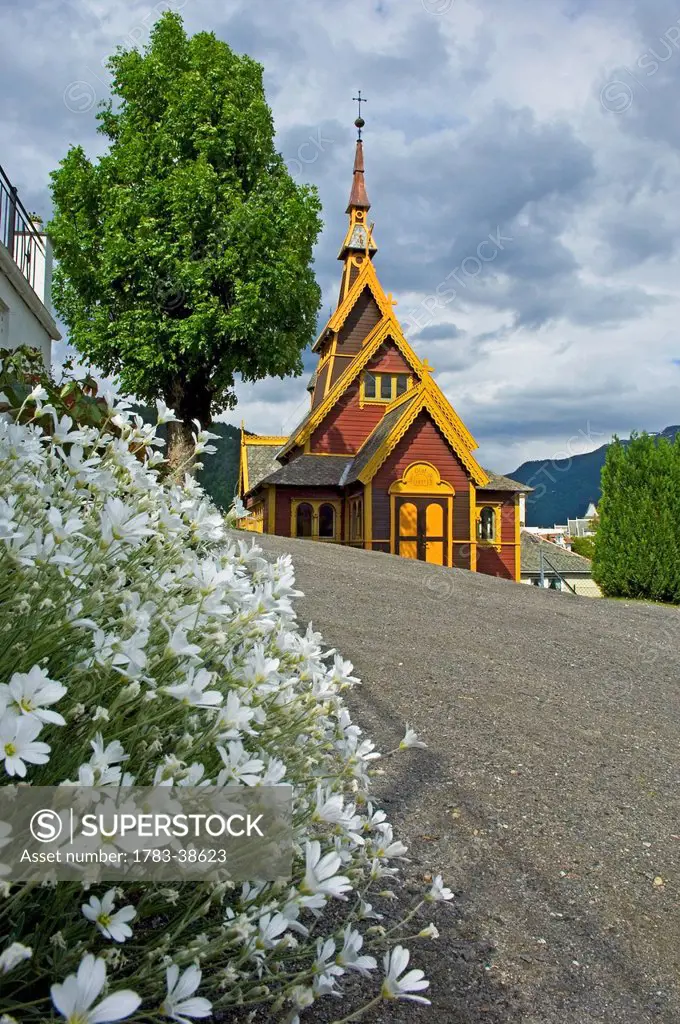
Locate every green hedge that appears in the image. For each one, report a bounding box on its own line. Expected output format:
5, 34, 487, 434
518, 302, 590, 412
593, 432, 680, 604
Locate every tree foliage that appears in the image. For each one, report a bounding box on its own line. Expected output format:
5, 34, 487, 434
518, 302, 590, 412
570, 535, 595, 560
593, 432, 680, 604
48, 12, 322, 463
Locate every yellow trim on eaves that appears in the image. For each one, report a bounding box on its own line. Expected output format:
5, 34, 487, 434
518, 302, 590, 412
357, 385, 489, 488
278, 317, 425, 458
327, 260, 393, 335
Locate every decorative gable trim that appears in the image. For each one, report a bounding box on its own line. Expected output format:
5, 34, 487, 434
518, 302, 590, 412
356, 385, 489, 487
327, 261, 392, 336
278, 319, 425, 458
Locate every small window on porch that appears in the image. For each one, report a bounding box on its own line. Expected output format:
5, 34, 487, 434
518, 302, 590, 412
478, 506, 496, 543
296, 502, 313, 537
318, 503, 336, 539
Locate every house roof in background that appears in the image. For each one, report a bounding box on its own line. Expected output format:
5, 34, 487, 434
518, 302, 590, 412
480, 471, 533, 493
520, 530, 593, 574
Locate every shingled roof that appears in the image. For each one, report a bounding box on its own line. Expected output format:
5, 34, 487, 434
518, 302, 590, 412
243, 443, 283, 494
521, 531, 593, 574
341, 394, 419, 485
479, 471, 533, 493
261, 455, 352, 488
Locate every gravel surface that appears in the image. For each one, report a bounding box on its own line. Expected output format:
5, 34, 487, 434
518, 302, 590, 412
234, 531, 680, 1024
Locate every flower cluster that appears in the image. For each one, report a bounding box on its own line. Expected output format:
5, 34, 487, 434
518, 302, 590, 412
0, 377, 450, 1022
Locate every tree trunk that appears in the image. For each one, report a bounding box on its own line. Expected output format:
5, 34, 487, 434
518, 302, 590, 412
167, 419, 197, 475
165, 373, 214, 476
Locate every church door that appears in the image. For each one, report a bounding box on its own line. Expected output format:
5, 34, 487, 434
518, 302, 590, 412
396, 497, 447, 565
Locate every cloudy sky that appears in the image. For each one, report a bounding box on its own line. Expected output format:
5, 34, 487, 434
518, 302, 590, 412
2, 0, 680, 472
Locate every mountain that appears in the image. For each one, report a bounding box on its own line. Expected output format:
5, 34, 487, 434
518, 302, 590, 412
508, 426, 680, 527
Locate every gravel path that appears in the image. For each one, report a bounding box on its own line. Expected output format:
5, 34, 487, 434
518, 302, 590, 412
236, 531, 680, 1024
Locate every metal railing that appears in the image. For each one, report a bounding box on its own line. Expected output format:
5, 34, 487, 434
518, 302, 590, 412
0, 163, 46, 295
539, 548, 577, 594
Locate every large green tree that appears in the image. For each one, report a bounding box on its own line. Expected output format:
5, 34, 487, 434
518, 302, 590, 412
49, 12, 322, 467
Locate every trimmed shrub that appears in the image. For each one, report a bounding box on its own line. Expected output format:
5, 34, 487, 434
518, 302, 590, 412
593, 432, 680, 604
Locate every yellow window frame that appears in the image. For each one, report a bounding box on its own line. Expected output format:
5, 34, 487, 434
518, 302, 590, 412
476, 504, 503, 550
290, 499, 342, 542
360, 372, 412, 406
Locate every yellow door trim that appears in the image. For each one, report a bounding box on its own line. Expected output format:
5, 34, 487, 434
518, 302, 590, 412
267, 485, 276, 535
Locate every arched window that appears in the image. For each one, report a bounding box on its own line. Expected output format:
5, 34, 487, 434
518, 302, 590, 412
318, 503, 336, 539
478, 506, 496, 543
296, 502, 313, 538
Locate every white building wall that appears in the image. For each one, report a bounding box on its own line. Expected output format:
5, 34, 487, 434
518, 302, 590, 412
0, 270, 52, 364
0, 234, 59, 367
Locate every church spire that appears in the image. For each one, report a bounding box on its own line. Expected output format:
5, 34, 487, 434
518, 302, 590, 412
346, 138, 371, 213
339, 93, 377, 262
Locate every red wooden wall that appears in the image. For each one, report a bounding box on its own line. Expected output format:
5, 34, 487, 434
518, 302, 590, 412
274, 487, 344, 538
371, 412, 473, 567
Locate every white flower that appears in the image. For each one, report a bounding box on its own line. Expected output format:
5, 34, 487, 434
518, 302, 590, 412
51, 954, 141, 1022
336, 926, 377, 975
28, 384, 48, 404
381, 945, 430, 1005
216, 741, 264, 786
160, 963, 212, 1023
100, 497, 151, 548
371, 824, 408, 860
166, 625, 201, 661
191, 421, 220, 456
82, 889, 136, 943
164, 667, 223, 708
0, 716, 50, 777
0, 942, 32, 973
231, 497, 250, 519
90, 734, 128, 770
426, 874, 454, 902
300, 840, 351, 902
156, 399, 181, 425
400, 725, 427, 749
0, 664, 66, 725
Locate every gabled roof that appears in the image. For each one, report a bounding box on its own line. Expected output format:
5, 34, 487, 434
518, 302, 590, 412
312, 261, 392, 353
347, 381, 489, 487
278, 317, 424, 459
240, 433, 287, 495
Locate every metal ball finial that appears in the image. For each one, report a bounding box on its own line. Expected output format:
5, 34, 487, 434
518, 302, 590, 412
355, 116, 365, 129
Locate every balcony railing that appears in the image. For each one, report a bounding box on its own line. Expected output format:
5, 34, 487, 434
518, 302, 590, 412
0, 162, 46, 296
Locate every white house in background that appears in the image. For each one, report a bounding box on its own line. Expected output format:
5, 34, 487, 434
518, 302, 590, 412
520, 530, 602, 597
0, 162, 60, 366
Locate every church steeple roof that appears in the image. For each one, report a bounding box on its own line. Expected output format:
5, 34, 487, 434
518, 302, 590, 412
346, 139, 371, 213
338, 105, 377, 262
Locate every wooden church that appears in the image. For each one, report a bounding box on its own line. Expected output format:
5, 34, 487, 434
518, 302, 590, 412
238, 119, 530, 581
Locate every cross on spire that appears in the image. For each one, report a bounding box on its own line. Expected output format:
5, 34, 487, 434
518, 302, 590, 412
353, 90, 367, 139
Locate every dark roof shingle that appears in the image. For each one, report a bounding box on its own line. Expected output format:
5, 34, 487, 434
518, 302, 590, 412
343, 395, 418, 485
261, 455, 352, 488
244, 444, 283, 493
480, 470, 533, 493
